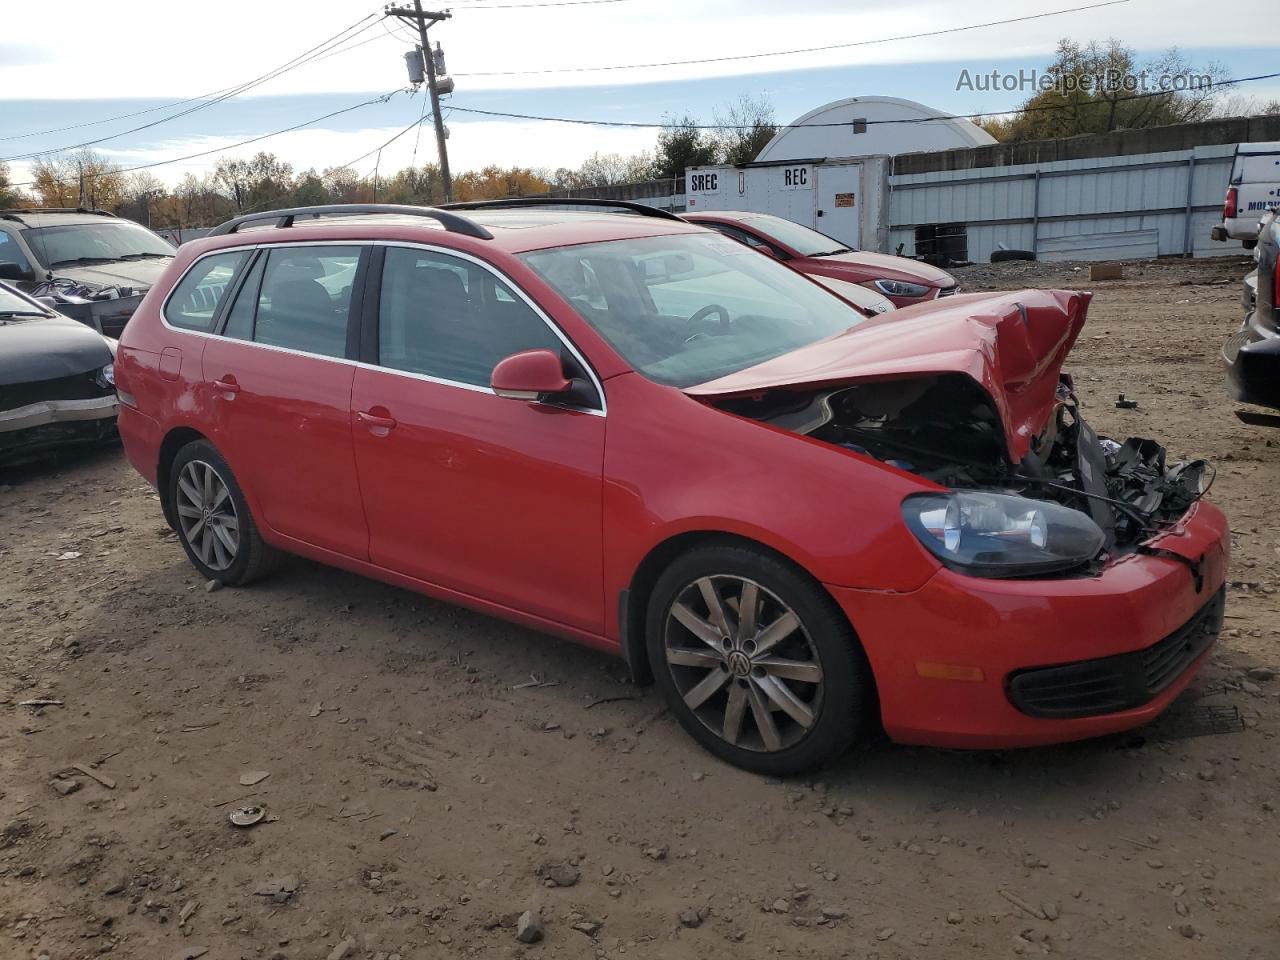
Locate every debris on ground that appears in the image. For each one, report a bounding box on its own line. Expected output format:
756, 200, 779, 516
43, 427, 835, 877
516, 909, 544, 943
72, 762, 116, 789
50, 777, 81, 796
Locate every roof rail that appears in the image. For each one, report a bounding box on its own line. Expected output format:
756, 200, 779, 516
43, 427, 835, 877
440, 197, 684, 222
0, 207, 117, 220
207, 204, 494, 240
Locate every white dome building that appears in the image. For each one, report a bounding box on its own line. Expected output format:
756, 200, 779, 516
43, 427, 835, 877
756, 96, 996, 163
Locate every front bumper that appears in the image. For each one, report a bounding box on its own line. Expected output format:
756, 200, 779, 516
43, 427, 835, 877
1223, 309, 1280, 410
0, 396, 119, 460
828, 499, 1230, 749
0, 394, 118, 433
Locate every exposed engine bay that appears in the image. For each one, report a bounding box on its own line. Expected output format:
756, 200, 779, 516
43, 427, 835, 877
717, 372, 1210, 553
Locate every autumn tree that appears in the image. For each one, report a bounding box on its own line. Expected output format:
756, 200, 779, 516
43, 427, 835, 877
0, 163, 23, 207
453, 165, 550, 201
978, 39, 1226, 142
323, 165, 369, 204
713, 94, 778, 165
376, 164, 444, 205
31, 149, 126, 209
652, 115, 720, 179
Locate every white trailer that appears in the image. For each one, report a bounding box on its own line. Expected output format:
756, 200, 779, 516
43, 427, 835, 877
685, 157, 890, 252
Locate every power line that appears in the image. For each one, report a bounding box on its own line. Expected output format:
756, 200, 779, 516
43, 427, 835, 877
1, 13, 383, 162
455, 0, 1131, 76
444, 71, 1280, 129
331, 98, 434, 173
10, 90, 402, 188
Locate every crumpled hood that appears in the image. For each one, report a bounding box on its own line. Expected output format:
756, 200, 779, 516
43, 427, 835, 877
805, 250, 954, 286
49, 257, 171, 291
686, 289, 1091, 463
0, 314, 113, 385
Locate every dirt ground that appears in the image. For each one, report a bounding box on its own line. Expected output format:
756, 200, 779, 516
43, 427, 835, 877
2, 255, 1278, 960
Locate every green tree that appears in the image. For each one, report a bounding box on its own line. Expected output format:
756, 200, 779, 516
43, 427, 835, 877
652, 115, 720, 179
291, 169, 331, 206
979, 39, 1226, 142
215, 152, 295, 212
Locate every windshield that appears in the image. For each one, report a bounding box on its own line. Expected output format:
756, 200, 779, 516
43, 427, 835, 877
0, 283, 50, 319
739, 216, 851, 257
25, 221, 175, 268
521, 232, 870, 388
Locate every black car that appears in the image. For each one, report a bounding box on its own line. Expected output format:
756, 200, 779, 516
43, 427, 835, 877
1224, 208, 1279, 416
0, 281, 118, 462
0, 208, 175, 338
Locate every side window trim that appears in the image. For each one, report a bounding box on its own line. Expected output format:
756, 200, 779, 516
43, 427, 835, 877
211, 249, 264, 337
370, 241, 606, 414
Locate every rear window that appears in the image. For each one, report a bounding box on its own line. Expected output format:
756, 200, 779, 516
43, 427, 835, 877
165, 251, 249, 331
220, 246, 360, 360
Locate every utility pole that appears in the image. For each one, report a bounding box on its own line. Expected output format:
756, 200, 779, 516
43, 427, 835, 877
386, 3, 453, 201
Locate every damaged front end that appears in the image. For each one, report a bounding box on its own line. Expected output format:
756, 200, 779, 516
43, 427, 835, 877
718, 373, 1208, 570
697, 290, 1211, 578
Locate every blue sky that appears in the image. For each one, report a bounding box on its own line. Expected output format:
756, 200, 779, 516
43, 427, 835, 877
3, 0, 1277, 186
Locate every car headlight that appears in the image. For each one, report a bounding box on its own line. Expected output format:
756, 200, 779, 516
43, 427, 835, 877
873, 279, 930, 298
902, 491, 1105, 577
97, 362, 115, 389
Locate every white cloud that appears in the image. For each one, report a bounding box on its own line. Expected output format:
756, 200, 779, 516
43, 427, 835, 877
0, 0, 1261, 99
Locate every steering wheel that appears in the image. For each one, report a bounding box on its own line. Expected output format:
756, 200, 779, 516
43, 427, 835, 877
686, 303, 731, 341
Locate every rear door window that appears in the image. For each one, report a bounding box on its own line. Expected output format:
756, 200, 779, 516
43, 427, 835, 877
165, 251, 249, 331
220, 246, 361, 359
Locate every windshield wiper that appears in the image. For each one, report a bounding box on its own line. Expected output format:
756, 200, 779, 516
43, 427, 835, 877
812, 248, 852, 257
116, 252, 171, 261
0, 310, 46, 319
49, 256, 116, 267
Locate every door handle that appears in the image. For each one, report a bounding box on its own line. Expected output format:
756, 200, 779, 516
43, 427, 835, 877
212, 376, 240, 395
356, 410, 397, 431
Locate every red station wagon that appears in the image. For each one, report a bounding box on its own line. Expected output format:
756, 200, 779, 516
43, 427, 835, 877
116, 200, 1228, 774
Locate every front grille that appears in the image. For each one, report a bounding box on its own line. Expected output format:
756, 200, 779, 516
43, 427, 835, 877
1007, 588, 1224, 719
937, 285, 959, 298
0, 370, 111, 413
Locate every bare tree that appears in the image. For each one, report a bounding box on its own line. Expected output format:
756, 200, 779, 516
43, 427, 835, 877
713, 94, 778, 165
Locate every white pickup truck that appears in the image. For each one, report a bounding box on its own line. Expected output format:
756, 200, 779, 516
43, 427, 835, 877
1211, 141, 1280, 249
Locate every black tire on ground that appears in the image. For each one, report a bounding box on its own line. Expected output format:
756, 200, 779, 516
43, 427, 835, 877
169, 439, 282, 585
645, 541, 873, 776
990, 249, 1036, 262
1243, 238, 1257, 251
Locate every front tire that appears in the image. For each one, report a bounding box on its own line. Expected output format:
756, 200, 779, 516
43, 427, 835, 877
645, 543, 871, 775
169, 440, 281, 585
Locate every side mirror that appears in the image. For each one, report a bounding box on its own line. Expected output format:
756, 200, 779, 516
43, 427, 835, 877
491, 349, 572, 401
0, 261, 34, 283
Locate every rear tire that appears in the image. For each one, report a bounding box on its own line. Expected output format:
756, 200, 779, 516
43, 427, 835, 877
169, 440, 281, 585
645, 542, 871, 775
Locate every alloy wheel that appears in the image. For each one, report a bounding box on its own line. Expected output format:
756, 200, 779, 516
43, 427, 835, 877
664, 575, 824, 753
175, 459, 240, 572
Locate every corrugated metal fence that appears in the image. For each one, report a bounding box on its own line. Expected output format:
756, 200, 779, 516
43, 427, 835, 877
886, 144, 1237, 263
